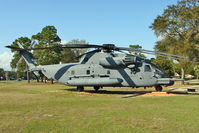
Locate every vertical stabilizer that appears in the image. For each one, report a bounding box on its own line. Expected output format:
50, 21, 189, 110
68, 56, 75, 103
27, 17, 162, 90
19, 50, 35, 70
17, 42, 36, 70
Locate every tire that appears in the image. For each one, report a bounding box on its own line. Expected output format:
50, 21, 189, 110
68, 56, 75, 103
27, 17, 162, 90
77, 86, 84, 92
155, 85, 163, 92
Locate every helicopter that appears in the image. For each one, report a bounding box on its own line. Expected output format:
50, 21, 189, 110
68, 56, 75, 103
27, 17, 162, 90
6, 43, 190, 92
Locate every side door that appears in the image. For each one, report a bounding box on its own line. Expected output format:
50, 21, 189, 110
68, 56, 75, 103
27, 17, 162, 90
141, 64, 156, 86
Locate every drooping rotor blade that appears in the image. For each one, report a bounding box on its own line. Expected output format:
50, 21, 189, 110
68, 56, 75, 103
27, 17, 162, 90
5, 46, 24, 51
117, 47, 188, 59
29, 40, 36, 48
118, 46, 199, 63
76, 49, 101, 59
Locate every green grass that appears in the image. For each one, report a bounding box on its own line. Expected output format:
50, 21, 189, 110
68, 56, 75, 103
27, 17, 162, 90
1, 81, 199, 133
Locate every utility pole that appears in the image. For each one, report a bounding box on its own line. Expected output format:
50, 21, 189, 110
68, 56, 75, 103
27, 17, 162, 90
5, 72, 8, 81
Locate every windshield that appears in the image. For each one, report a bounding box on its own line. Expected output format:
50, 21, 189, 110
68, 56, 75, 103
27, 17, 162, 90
149, 62, 165, 78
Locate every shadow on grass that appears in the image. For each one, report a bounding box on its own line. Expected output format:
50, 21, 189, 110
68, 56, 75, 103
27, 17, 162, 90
63, 88, 154, 98
62, 88, 193, 98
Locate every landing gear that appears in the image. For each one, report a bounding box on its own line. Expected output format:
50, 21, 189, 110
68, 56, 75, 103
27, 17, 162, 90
94, 86, 100, 92
155, 85, 163, 92
77, 86, 84, 92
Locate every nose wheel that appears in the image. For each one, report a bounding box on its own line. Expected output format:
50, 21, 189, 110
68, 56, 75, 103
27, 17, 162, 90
77, 86, 84, 92
155, 85, 163, 92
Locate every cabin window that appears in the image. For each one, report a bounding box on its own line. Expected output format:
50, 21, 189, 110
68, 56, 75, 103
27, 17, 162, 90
71, 70, 75, 75
86, 70, 90, 75
144, 65, 151, 72
107, 70, 110, 74
84, 57, 88, 62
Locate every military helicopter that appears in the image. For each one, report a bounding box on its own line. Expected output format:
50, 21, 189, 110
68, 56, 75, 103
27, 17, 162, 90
6, 43, 190, 92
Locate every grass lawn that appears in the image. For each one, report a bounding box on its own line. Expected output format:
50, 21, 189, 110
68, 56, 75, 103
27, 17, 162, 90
0, 81, 199, 133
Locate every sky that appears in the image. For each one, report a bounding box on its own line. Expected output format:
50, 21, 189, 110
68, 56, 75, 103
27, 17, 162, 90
0, 0, 179, 70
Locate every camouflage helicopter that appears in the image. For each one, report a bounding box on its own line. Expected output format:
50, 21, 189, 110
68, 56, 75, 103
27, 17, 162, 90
6, 43, 189, 92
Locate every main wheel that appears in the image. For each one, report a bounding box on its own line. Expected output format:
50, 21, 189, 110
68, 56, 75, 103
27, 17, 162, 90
77, 86, 84, 92
94, 86, 100, 92
155, 85, 163, 92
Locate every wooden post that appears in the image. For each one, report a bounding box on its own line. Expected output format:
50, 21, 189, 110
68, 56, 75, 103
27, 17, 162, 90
26, 64, 30, 83
41, 74, 44, 82
51, 78, 54, 84
44, 76, 47, 83
36, 77, 39, 82
181, 68, 185, 85
5, 72, 8, 81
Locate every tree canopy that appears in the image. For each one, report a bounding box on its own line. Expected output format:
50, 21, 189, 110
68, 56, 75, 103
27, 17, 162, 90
61, 39, 89, 63
150, 0, 199, 79
129, 44, 146, 58
194, 65, 199, 79
32, 26, 63, 65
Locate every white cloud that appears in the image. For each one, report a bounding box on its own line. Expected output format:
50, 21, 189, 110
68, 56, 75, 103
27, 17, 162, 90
0, 52, 14, 71
61, 40, 68, 45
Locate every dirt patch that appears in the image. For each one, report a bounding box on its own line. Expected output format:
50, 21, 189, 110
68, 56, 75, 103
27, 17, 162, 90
141, 92, 182, 96
79, 92, 97, 95
79, 91, 183, 97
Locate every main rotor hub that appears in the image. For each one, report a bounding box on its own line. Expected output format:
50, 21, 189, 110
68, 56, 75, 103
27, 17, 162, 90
102, 44, 117, 52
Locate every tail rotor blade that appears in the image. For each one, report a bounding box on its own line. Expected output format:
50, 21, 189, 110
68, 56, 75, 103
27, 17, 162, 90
17, 42, 24, 49
16, 56, 23, 66
29, 40, 36, 48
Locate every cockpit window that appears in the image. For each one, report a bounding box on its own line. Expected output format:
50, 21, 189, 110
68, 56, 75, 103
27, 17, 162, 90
144, 65, 151, 72
71, 70, 75, 75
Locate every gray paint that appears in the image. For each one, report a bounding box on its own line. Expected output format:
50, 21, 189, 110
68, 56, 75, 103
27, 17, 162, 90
19, 48, 174, 89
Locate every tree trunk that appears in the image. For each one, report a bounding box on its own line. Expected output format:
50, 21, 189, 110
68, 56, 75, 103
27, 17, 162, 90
181, 68, 185, 85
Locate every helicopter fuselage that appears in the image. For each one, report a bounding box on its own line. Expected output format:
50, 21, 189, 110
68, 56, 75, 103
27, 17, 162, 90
7, 43, 180, 92
36, 52, 174, 88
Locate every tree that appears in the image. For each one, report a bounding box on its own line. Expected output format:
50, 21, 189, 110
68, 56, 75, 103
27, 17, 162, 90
32, 26, 62, 65
10, 37, 32, 78
60, 48, 76, 63
151, 57, 175, 77
68, 39, 89, 58
129, 44, 146, 58
7, 71, 17, 80
0, 68, 5, 80
194, 65, 199, 79
150, 0, 199, 82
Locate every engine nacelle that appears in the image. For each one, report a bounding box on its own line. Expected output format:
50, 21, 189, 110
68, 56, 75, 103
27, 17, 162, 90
99, 55, 137, 68
123, 55, 137, 65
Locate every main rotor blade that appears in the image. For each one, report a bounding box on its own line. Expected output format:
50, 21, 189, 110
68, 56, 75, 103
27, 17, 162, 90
119, 47, 199, 63
5, 46, 24, 51
118, 47, 188, 59
25, 44, 102, 50
76, 49, 101, 59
